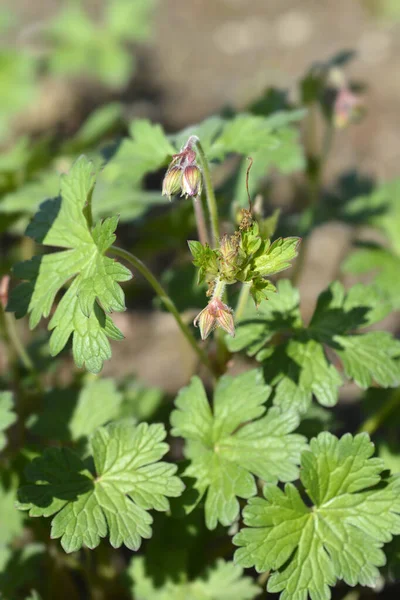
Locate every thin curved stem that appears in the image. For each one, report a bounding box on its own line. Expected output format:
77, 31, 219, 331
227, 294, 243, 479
193, 139, 220, 247
109, 245, 216, 377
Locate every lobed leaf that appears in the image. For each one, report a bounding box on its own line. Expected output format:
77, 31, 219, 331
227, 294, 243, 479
17, 422, 184, 553
171, 370, 306, 529
228, 280, 400, 413
234, 432, 400, 600
7, 156, 132, 373
130, 556, 260, 600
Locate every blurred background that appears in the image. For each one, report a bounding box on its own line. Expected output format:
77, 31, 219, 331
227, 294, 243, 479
1, 0, 400, 392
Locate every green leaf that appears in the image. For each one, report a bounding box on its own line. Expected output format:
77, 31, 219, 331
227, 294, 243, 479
69, 378, 123, 440
335, 332, 400, 389
253, 237, 300, 277
343, 246, 400, 310
171, 116, 225, 161
29, 378, 123, 443
61, 102, 123, 154
25, 592, 42, 600
102, 119, 175, 185
213, 113, 300, 156
188, 241, 219, 284
234, 432, 400, 600
170, 370, 306, 530
7, 156, 132, 373
234, 128, 305, 206
45, 1, 155, 88
343, 178, 400, 255
264, 339, 343, 414
130, 556, 260, 600
0, 479, 24, 570
227, 279, 301, 357
119, 379, 163, 423
17, 422, 184, 553
0, 542, 46, 599
0, 392, 16, 451
0, 48, 38, 141
228, 280, 400, 413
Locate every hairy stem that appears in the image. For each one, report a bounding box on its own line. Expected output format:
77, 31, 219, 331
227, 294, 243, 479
193, 138, 220, 247
192, 195, 209, 246
109, 246, 216, 377
358, 388, 400, 436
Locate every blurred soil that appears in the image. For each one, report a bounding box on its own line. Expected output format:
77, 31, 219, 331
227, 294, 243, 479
4, 0, 400, 391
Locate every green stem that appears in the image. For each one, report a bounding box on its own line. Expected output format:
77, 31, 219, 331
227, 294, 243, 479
192, 195, 209, 246
109, 245, 216, 377
235, 283, 251, 321
0, 304, 42, 390
193, 138, 220, 247
358, 388, 400, 436
4, 312, 34, 372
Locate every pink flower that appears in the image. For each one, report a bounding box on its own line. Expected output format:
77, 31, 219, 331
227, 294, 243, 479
334, 87, 364, 129
194, 297, 235, 340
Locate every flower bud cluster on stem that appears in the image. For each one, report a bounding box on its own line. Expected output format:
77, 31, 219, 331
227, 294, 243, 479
190, 208, 300, 339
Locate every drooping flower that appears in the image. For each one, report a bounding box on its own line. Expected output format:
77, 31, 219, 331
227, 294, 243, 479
181, 164, 202, 198
162, 137, 202, 200
162, 166, 182, 199
194, 296, 235, 340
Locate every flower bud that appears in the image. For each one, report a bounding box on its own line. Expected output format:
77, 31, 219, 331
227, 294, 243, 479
219, 234, 240, 282
162, 166, 183, 200
194, 297, 235, 340
181, 165, 202, 198
334, 87, 364, 129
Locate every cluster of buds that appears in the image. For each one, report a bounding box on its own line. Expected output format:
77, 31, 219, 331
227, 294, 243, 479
162, 136, 202, 200
190, 207, 300, 340
194, 279, 235, 340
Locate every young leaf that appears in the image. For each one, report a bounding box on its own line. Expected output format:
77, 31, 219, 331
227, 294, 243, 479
17, 422, 184, 553
130, 556, 260, 600
170, 370, 306, 530
228, 280, 400, 413
234, 432, 400, 600
7, 156, 132, 373
0, 392, 16, 451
